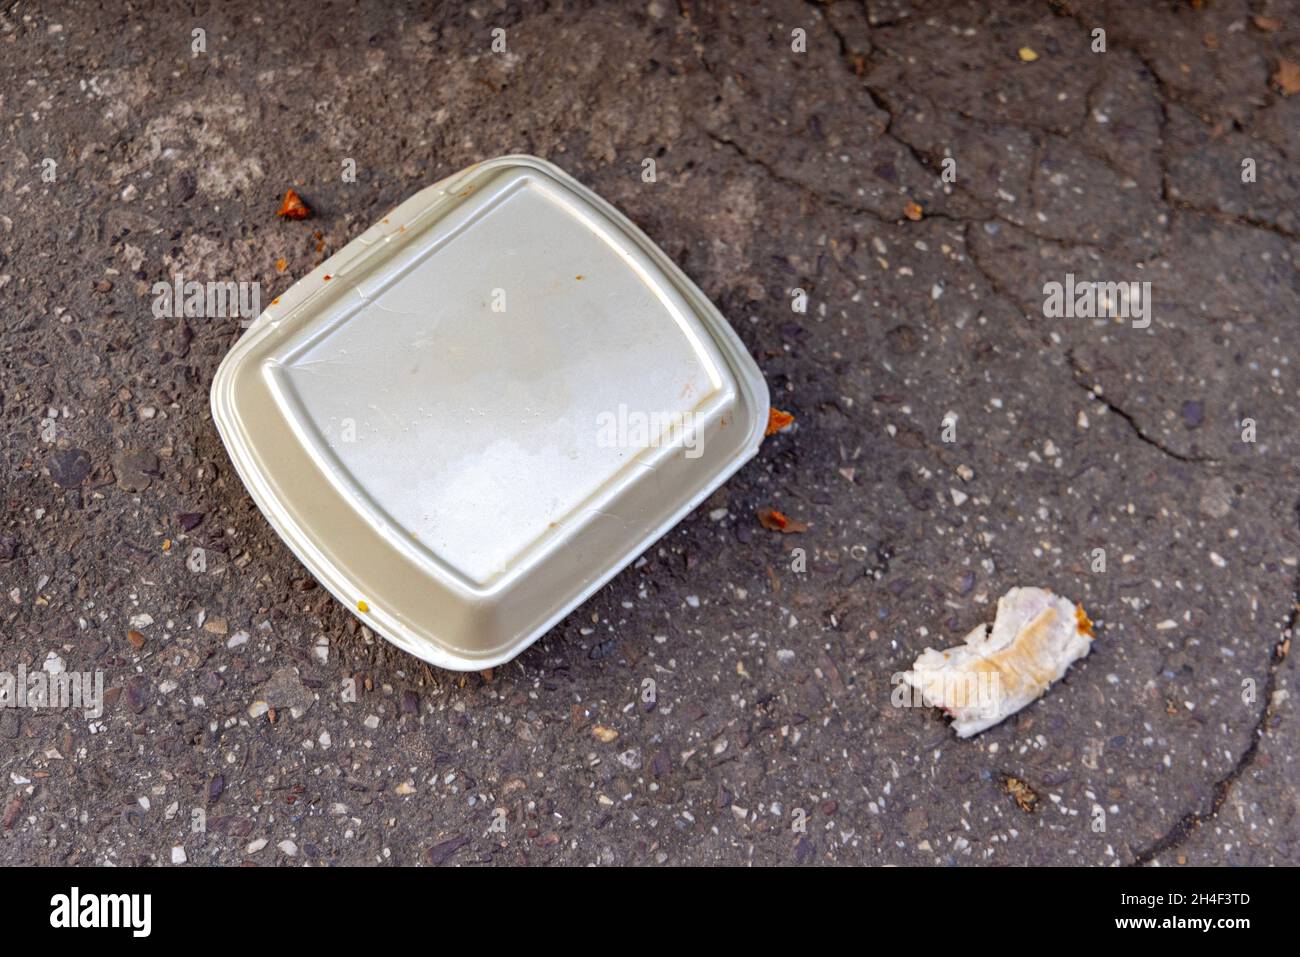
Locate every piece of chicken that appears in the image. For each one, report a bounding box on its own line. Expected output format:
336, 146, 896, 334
903, 586, 1094, 738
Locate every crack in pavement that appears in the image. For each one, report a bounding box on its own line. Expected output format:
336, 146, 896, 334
814, 0, 1169, 256
1131, 500, 1299, 865
817, 4, 1291, 481
1047, 0, 1299, 245
705, 130, 903, 226
711, 116, 1244, 477
780, 1, 1296, 864
1066, 350, 1221, 465
1169, 200, 1300, 242
707, 31, 1287, 484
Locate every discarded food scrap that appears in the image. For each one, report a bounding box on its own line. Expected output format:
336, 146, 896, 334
1003, 775, 1039, 812
1273, 59, 1300, 96
276, 188, 311, 220
757, 508, 808, 533
903, 586, 1094, 738
765, 407, 795, 436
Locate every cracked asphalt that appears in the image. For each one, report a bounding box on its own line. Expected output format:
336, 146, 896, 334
1, 0, 1296, 865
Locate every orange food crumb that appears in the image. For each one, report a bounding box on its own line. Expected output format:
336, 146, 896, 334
276, 188, 311, 220
757, 508, 809, 534
275, 257, 287, 272
765, 408, 795, 436
1075, 604, 1095, 638
323, 274, 332, 281
904, 201, 923, 221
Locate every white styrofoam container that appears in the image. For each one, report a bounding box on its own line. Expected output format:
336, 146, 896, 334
211, 156, 768, 670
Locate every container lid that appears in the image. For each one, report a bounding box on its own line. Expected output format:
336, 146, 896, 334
211, 156, 768, 670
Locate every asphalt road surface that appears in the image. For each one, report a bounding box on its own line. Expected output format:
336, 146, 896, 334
0, 0, 1296, 865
